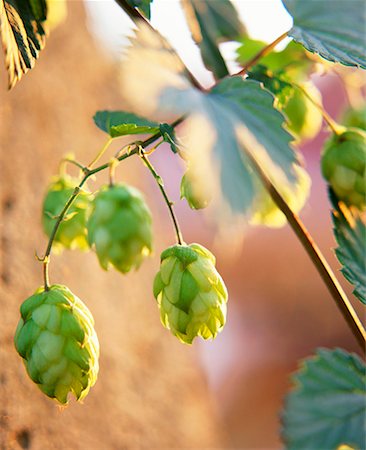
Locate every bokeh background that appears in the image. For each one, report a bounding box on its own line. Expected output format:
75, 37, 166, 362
0, 1, 364, 448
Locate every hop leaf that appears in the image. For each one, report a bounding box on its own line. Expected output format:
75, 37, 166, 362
14, 284, 99, 405
321, 128, 366, 210
180, 168, 212, 210
153, 243, 228, 344
42, 175, 91, 252
87, 184, 153, 273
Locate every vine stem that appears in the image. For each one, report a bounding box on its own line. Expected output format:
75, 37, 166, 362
139, 150, 183, 245
242, 146, 366, 350
41, 117, 185, 288
235, 31, 289, 76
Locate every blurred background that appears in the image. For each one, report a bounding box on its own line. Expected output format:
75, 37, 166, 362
0, 1, 364, 449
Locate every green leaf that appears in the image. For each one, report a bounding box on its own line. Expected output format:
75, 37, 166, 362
330, 190, 366, 305
159, 123, 179, 154
120, 23, 306, 217
282, 348, 366, 450
282, 0, 366, 69
182, 0, 246, 79
125, 0, 152, 19
0, 0, 47, 89
93, 111, 160, 138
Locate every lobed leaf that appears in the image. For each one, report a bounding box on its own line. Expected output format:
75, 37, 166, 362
282, 0, 366, 69
125, 0, 152, 19
119, 23, 306, 218
0, 0, 47, 89
282, 348, 366, 450
330, 190, 366, 305
93, 111, 160, 138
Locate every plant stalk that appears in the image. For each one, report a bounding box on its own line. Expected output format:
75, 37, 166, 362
243, 147, 366, 350
139, 152, 183, 245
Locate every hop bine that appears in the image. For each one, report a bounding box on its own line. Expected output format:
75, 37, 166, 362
153, 243, 228, 344
14, 284, 99, 404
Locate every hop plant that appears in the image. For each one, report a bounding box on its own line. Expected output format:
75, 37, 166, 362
321, 128, 366, 209
87, 183, 153, 273
42, 175, 91, 251
14, 284, 99, 404
250, 167, 311, 228
153, 243, 228, 344
180, 169, 212, 210
280, 81, 323, 142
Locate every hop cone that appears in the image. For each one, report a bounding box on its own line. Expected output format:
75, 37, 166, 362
180, 169, 212, 210
87, 184, 153, 273
342, 105, 366, 131
280, 81, 323, 142
250, 166, 311, 228
153, 243, 228, 344
321, 128, 366, 209
14, 284, 99, 404
42, 175, 91, 251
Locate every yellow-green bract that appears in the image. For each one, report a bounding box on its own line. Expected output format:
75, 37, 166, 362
321, 128, 366, 210
14, 284, 99, 404
42, 175, 91, 251
180, 169, 212, 210
87, 184, 153, 273
153, 243, 228, 344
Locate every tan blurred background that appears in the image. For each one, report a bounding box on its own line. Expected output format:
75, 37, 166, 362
0, 1, 364, 449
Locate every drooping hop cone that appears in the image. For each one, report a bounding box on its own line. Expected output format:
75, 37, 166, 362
42, 175, 91, 251
87, 184, 153, 273
321, 128, 366, 209
180, 169, 212, 210
14, 285, 99, 404
153, 243, 228, 344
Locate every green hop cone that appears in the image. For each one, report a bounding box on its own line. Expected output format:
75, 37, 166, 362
280, 81, 323, 142
250, 166, 311, 228
14, 284, 99, 404
42, 175, 91, 252
180, 169, 212, 210
153, 243, 228, 344
321, 128, 366, 209
341, 105, 366, 131
87, 183, 153, 273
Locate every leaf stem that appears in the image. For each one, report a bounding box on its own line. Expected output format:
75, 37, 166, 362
243, 147, 366, 350
236, 31, 289, 76
87, 137, 113, 169
139, 150, 184, 245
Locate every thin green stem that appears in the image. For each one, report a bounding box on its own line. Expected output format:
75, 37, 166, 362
139, 151, 183, 245
242, 146, 366, 350
87, 138, 113, 169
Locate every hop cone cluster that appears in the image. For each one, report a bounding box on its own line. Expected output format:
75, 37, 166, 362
43, 175, 90, 251
87, 184, 153, 273
321, 128, 366, 209
180, 169, 212, 210
14, 284, 99, 404
153, 243, 228, 344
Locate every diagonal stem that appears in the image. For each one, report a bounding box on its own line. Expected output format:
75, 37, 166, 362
242, 146, 366, 350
